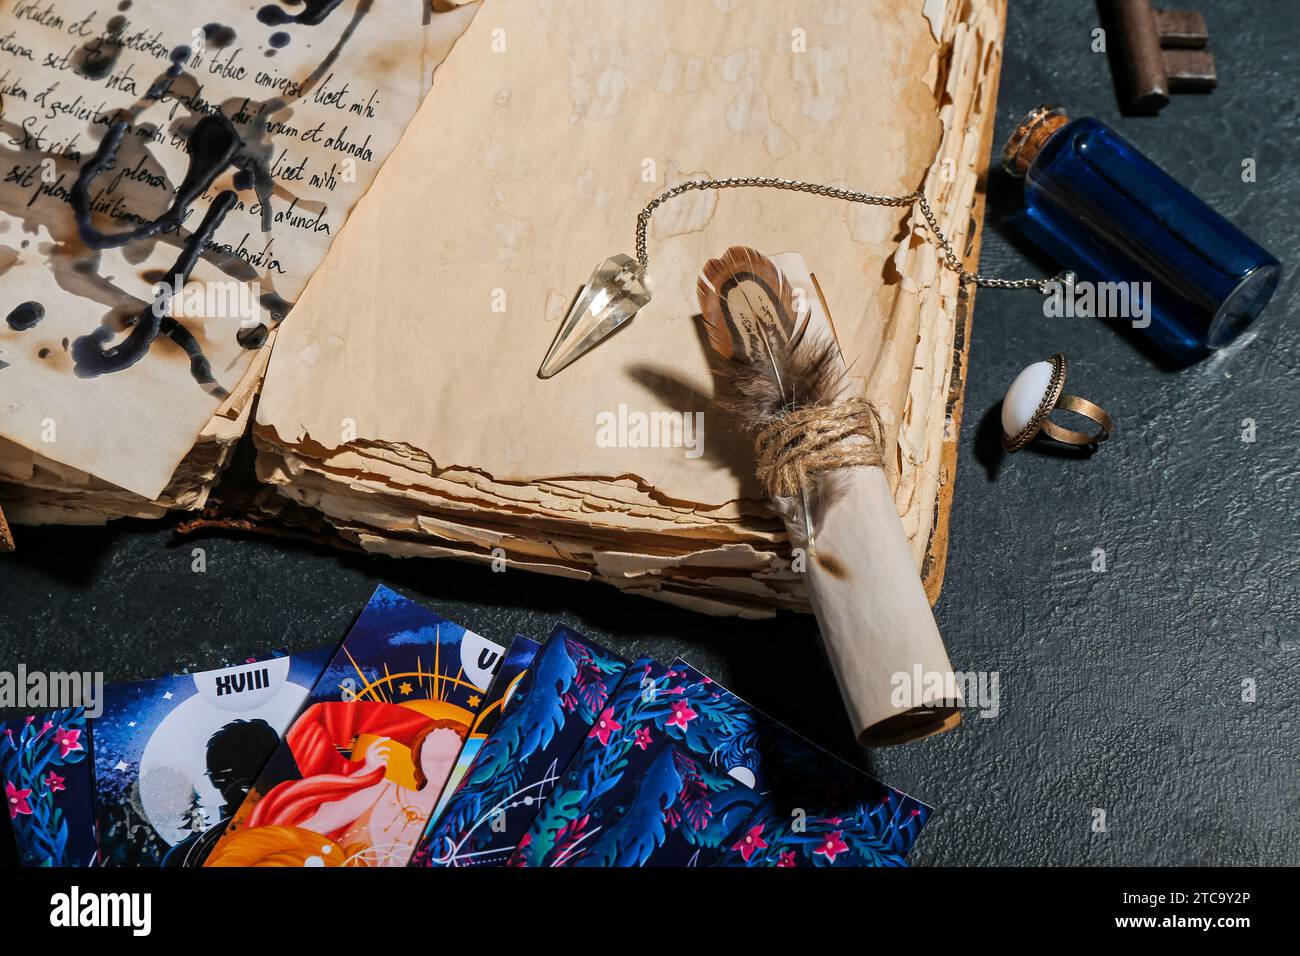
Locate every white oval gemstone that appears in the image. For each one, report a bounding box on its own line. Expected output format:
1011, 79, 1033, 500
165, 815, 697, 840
1001, 360, 1055, 438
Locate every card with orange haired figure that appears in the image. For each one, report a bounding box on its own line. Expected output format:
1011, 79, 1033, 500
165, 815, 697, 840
206, 585, 504, 867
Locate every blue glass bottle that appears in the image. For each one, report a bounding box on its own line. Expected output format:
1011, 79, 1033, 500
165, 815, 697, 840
1003, 106, 1280, 366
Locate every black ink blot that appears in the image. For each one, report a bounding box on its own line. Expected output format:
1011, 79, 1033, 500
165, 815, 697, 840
257, 0, 344, 28
6, 301, 45, 331
203, 23, 237, 49
167, 45, 190, 77
72, 113, 241, 250
269, 31, 291, 49
237, 324, 269, 350
74, 39, 120, 80
71, 192, 237, 397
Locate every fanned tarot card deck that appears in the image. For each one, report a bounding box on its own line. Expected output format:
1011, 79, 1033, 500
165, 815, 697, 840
1, 708, 96, 867
417, 631, 932, 868
93, 648, 334, 867
1, 587, 934, 868
205, 585, 506, 868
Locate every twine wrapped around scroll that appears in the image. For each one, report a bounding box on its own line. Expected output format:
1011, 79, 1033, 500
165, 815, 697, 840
753, 397, 885, 500
698, 246, 962, 747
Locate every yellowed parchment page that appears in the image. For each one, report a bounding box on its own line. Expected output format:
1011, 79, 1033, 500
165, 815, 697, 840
257, 0, 942, 513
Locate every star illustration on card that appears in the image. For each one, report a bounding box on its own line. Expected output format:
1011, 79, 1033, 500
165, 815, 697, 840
114, 760, 129, 772
162, 691, 174, 700
468, 695, 481, 708
398, 681, 414, 696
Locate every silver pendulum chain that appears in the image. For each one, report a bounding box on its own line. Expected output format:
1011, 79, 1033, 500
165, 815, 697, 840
635, 176, 1056, 292
537, 175, 1062, 382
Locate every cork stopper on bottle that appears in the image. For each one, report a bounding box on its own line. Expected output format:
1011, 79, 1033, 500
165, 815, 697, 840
1001, 106, 1069, 178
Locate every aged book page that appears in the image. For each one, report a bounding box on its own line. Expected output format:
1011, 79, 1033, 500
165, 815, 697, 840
254, 0, 1006, 614
0, 0, 479, 501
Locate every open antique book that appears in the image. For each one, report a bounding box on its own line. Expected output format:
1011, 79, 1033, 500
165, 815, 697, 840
1, 0, 1006, 616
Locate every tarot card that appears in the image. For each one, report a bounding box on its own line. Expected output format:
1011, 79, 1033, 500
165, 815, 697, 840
206, 585, 505, 868
717, 745, 931, 868
1, 708, 96, 867
512, 660, 772, 866
509, 658, 687, 867
93, 647, 334, 867
667, 662, 932, 868
428, 635, 540, 829
413, 624, 628, 867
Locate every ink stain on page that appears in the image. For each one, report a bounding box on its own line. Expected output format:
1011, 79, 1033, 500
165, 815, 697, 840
6, 301, 45, 331
71, 191, 238, 398
70, 113, 241, 250
202, 24, 237, 49
73, 37, 120, 81
257, 0, 344, 28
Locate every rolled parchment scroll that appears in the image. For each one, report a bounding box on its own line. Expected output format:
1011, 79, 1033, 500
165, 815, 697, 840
697, 249, 961, 746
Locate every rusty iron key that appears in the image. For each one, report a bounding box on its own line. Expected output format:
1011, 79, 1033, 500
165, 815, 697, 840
1107, 0, 1216, 113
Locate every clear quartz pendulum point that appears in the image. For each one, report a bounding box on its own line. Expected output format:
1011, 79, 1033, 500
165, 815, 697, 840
537, 253, 651, 378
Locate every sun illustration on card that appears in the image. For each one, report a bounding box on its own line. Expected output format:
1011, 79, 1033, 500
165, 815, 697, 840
334, 636, 483, 791
341, 635, 478, 707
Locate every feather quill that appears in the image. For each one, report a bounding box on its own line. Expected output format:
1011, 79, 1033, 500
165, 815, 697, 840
696, 246, 846, 551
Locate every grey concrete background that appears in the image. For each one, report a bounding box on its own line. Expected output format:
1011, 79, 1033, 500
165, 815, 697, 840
1, 0, 1296, 866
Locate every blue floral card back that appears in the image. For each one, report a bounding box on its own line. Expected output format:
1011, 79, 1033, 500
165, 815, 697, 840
413, 624, 627, 867
511, 660, 770, 866
674, 661, 931, 867
206, 585, 505, 868
2, 708, 96, 867
93, 647, 335, 867
512, 660, 932, 867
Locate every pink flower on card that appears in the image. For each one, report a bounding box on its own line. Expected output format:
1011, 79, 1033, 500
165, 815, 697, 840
666, 700, 697, 730
43, 772, 65, 793
776, 851, 798, 868
813, 831, 850, 864
633, 726, 653, 750
731, 824, 768, 862
589, 708, 622, 746
6, 781, 32, 819
53, 727, 82, 758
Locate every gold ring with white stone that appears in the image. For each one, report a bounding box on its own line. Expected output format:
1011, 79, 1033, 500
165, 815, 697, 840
1001, 354, 1114, 453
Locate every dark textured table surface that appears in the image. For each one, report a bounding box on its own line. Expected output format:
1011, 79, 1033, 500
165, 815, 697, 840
1, 1, 1296, 866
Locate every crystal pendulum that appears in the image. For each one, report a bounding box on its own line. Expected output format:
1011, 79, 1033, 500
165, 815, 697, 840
537, 254, 651, 378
